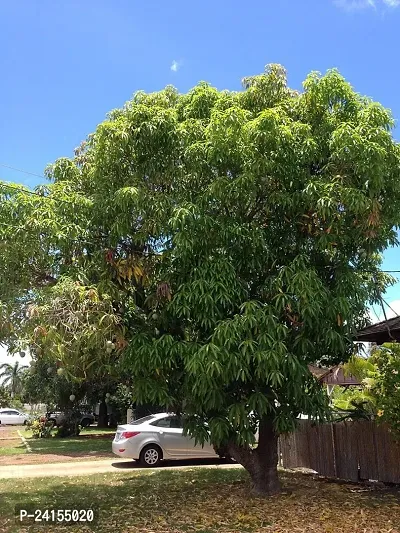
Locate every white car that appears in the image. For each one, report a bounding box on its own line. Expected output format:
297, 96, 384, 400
0, 408, 29, 425
112, 413, 219, 466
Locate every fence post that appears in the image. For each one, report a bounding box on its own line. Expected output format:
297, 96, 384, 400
331, 422, 337, 478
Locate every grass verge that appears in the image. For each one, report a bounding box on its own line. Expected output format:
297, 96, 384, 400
0, 441, 26, 455
0, 427, 27, 456
25, 434, 112, 455
1, 468, 400, 533
0, 427, 114, 464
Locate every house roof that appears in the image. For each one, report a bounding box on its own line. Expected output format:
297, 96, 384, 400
308, 365, 331, 379
355, 316, 400, 344
308, 364, 360, 386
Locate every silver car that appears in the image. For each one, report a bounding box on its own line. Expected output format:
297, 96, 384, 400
112, 412, 218, 466
0, 408, 29, 425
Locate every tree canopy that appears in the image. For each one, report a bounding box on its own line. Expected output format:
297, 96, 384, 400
333, 344, 400, 435
1, 64, 400, 494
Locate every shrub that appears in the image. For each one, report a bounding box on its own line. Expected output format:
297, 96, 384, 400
27, 416, 53, 438
55, 410, 82, 437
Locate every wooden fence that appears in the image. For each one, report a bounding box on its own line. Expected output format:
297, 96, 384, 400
278, 420, 400, 484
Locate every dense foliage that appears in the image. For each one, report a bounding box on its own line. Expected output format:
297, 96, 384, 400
332, 345, 400, 436
0, 384, 12, 407
22, 358, 88, 409
370, 343, 400, 436
0, 360, 28, 397
1, 64, 400, 493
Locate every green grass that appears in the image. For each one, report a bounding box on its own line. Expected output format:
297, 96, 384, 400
81, 426, 116, 435
23, 428, 114, 456
1, 468, 400, 533
0, 443, 26, 455
27, 436, 112, 455
0, 428, 27, 455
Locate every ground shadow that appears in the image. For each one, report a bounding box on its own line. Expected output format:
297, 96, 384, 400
111, 457, 235, 469
1, 468, 399, 533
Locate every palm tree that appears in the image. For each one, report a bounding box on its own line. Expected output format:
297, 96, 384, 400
0, 361, 28, 398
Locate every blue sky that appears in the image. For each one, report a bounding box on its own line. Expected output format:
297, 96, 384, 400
1, 0, 400, 344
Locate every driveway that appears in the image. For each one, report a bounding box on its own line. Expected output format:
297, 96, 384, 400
0, 457, 240, 479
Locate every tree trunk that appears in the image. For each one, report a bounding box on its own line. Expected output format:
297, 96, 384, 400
97, 399, 109, 428
225, 416, 281, 496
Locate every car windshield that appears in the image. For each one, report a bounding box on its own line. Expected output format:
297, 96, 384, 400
130, 415, 157, 425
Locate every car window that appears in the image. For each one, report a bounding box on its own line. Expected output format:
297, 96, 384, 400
150, 417, 172, 428
130, 415, 157, 425
2, 410, 16, 415
151, 416, 183, 429
170, 416, 183, 428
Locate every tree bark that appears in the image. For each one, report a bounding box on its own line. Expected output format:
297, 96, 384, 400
97, 399, 109, 428
225, 416, 281, 496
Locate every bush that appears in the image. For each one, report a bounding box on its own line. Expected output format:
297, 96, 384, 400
27, 416, 53, 438
55, 410, 82, 437
369, 343, 400, 437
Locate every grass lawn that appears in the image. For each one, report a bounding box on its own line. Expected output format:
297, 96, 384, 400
0, 427, 27, 456
26, 434, 112, 454
0, 441, 26, 455
1, 468, 400, 533
81, 426, 116, 435
23, 427, 114, 456
0, 426, 114, 464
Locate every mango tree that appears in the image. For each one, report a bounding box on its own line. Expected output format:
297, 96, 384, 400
1, 65, 400, 494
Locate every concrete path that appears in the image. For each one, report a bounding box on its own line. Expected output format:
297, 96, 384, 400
0, 458, 240, 479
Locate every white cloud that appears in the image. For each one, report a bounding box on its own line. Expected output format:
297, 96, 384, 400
334, 0, 375, 10
334, 0, 400, 9
170, 60, 181, 72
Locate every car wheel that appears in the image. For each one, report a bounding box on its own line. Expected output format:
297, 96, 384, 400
139, 444, 162, 467
23, 419, 28, 425
80, 418, 91, 428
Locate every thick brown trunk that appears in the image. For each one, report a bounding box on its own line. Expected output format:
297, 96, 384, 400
251, 416, 281, 495
97, 400, 109, 428
249, 449, 281, 495
225, 416, 281, 496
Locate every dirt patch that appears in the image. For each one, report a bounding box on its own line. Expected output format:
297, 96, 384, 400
0, 451, 114, 466
0, 427, 21, 439
0, 438, 21, 447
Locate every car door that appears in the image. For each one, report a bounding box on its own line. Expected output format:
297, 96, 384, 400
0, 410, 9, 424
150, 416, 188, 458
183, 424, 217, 458
9, 410, 21, 424
15, 411, 26, 424
1, 410, 16, 424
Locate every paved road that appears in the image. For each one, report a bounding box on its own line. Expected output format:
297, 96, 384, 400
0, 458, 240, 479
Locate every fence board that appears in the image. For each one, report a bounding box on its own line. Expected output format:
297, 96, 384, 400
333, 422, 359, 482
280, 421, 311, 469
356, 421, 379, 481
278, 420, 400, 484
375, 423, 400, 483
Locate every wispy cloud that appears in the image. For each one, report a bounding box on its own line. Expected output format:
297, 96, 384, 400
334, 0, 400, 9
334, 0, 375, 11
170, 60, 181, 72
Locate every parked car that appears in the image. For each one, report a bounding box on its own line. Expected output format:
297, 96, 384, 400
0, 408, 29, 425
46, 410, 95, 428
112, 412, 219, 466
